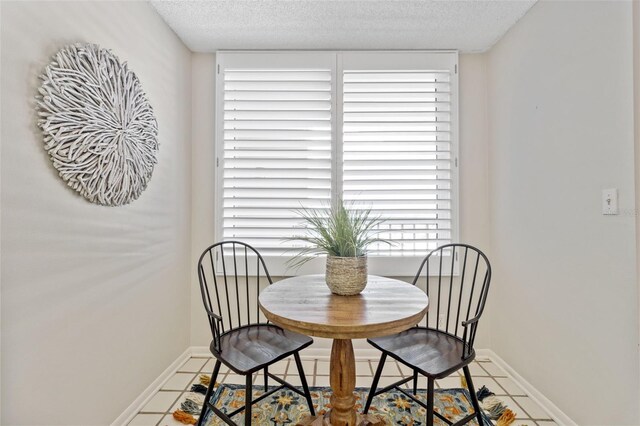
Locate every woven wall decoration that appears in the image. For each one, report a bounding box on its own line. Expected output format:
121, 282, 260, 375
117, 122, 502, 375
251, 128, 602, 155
36, 43, 159, 206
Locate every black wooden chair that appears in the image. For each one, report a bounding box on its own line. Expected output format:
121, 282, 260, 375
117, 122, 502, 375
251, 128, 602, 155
196, 241, 315, 426
363, 243, 492, 426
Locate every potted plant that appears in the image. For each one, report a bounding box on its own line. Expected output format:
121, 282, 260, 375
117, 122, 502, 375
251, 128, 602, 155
288, 200, 387, 296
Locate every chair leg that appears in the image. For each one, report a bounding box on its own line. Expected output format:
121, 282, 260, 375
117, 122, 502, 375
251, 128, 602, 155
426, 377, 435, 426
244, 373, 253, 426
197, 360, 221, 426
363, 353, 387, 414
264, 366, 268, 392
412, 370, 418, 395
294, 352, 315, 416
463, 365, 484, 426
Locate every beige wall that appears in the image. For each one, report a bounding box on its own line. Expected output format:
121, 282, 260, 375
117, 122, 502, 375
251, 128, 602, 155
487, 1, 638, 424
189, 53, 493, 351
0, 2, 192, 424
191, 53, 217, 346
634, 0, 640, 411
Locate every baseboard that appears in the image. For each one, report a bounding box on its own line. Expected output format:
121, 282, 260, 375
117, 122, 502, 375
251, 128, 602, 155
191, 345, 212, 357
110, 347, 192, 426
482, 349, 577, 426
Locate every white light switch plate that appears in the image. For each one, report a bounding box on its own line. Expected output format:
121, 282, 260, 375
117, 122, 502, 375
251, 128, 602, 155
602, 188, 619, 215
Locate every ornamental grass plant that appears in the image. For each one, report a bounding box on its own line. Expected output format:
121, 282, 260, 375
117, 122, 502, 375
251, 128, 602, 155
287, 200, 388, 269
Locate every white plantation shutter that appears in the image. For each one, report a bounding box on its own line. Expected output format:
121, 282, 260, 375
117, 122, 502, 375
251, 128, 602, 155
216, 52, 458, 274
218, 54, 335, 257
342, 67, 454, 256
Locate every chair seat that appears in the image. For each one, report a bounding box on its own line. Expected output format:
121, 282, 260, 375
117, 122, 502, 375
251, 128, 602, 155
211, 324, 313, 375
368, 327, 474, 379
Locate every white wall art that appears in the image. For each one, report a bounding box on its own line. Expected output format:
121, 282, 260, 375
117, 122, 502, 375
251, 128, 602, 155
36, 43, 159, 206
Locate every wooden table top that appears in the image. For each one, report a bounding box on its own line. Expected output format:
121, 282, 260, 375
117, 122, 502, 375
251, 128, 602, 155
258, 274, 429, 339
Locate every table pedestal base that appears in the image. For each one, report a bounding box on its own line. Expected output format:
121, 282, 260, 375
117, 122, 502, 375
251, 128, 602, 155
295, 339, 385, 426
296, 412, 386, 426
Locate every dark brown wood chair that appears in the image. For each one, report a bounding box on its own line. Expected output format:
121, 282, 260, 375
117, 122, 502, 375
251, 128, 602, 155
196, 241, 315, 426
363, 243, 492, 426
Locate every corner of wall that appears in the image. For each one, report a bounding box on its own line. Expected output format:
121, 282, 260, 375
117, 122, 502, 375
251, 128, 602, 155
190, 52, 217, 347
633, 1, 640, 421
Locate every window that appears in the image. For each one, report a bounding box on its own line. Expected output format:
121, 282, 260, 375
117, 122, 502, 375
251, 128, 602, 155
216, 52, 458, 275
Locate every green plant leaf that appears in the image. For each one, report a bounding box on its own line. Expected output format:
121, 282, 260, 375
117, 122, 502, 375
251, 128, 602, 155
284, 199, 391, 270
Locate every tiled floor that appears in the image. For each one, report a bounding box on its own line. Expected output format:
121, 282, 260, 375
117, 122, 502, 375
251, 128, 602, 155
129, 355, 557, 426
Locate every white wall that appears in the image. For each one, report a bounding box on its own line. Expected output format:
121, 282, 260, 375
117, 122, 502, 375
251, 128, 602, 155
487, 1, 639, 424
189, 53, 493, 352
0, 2, 192, 424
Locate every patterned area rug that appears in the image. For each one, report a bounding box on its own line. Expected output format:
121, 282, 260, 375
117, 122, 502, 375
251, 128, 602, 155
193, 385, 495, 426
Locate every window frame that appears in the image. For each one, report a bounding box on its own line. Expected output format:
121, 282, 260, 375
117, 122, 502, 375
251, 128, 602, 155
215, 51, 459, 276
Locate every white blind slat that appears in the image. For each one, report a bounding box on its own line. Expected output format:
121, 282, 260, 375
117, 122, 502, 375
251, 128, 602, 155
225, 71, 330, 81
344, 92, 451, 100
224, 92, 331, 101
344, 160, 451, 169
225, 111, 331, 120
344, 102, 451, 112
343, 133, 450, 142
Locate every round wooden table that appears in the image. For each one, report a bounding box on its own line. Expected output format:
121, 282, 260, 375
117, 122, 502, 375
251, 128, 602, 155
259, 274, 429, 426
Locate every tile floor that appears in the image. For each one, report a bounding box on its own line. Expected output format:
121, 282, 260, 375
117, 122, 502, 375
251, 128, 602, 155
129, 356, 557, 426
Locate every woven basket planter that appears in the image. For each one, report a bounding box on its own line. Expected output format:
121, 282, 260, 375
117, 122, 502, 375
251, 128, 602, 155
325, 256, 368, 296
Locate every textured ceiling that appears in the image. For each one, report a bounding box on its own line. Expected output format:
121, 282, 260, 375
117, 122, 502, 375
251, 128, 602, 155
151, 0, 537, 53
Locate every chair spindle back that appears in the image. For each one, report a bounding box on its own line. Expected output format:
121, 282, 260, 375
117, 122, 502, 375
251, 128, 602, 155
197, 241, 273, 344
413, 243, 491, 358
